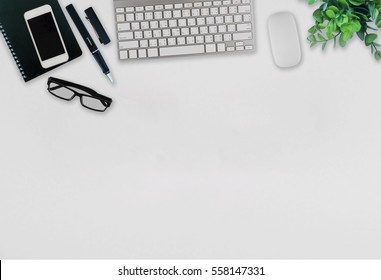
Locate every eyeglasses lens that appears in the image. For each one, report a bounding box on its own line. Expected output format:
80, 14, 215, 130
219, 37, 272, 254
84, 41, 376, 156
49, 82, 76, 100
81, 96, 109, 111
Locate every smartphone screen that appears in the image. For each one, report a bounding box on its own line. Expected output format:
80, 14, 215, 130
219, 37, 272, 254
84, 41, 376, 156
27, 12, 66, 61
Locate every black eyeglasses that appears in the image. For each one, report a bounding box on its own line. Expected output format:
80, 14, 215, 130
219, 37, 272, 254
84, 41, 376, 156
47, 77, 112, 112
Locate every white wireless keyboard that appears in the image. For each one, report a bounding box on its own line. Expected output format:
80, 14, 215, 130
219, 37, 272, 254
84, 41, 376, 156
114, 0, 255, 60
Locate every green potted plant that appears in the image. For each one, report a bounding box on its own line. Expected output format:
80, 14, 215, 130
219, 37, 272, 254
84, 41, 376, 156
306, 0, 381, 59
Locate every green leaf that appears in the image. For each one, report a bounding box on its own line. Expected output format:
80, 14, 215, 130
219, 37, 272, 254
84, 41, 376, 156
365, 33, 377, 46
349, 0, 366, 6
317, 33, 326, 41
326, 9, 336, 19
374, 51, 381, 60
308, 34, 317, 42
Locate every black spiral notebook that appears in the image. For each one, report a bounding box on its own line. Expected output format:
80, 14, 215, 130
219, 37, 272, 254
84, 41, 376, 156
0, 0, 82, 82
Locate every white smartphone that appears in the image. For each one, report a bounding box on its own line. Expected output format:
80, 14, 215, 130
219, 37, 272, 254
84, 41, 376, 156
24, 5, 69, 69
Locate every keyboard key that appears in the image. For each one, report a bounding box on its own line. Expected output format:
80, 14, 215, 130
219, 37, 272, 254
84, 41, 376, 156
234, 15, 242, 22
116, 14, 125, 22
233, 32, 252, 40
126, 7, 134, 12
229, 6, 237, 13
116, 8, 125, 13
135, 31, 143, 39
117, 32, 132, 41
165, 4, 174, 9
129, 50, 138, 58
243, 14, 252, 22
217, 43, 226, 52
155, 5, 164, 10
238, 5, 251, 13
187, 36, 195, 44
136, 6, 144, 11
205, 35, 213, 42
194, 2, 203, 7
126, 14, 135, 21
146, 6, 154, 11
184, 3, 193, 8
119, 40, 139, 49
201, 8, 209, 16
174, 3, 183, 8
209, 26, 217, 33
153, 30, 162, 37
223, 0, 232, 4
148, 48, 159, 57
172, 28, 180, 36
144, 30, 153, 38
215, 16, 224, 24
215, 34, 223, 42
225, 15, 233, 23
210, 7, 219, 15
136, 13, 144, 21
160, 20, 168, 28
220, 7, 228, 14
227, 46, 235, 51
131, 22, 140, 30
206, 17, 215, 24
197, 17, 206, 25
206, 44, 216, 52
163, 29, 171, 36
140, 40, 148, 48
192, 9, 200, 16
173, 10, 181, 18
118, 23, 130, 31
154, 11, 163, 19
177, 37, 186, 45
164, 11, 172, 18
204, 1, 212, 6
218, 25, 227, 32
237, 23, 252, 31
120, 50, 128, 59
245, 45, 253, 50
159, 38, 167, 46
169, 19, 177, 27
160, 45, 205, 56
150, 21, 159, 28
145, 12, 153, 20
149, 39, 158, 47
191, 27, 199, 35
168, 38, 176, 45
141, 21, 150, 29
228, 24, 236, 32
179, 19, 187, 27
224, 33, 232, 41
236, 46, 244, 50
200, 26, 208, 34
196, 35, 205, 43
181, 28, 190, 35
188, 18, 196, 26
182, 10, 191, 17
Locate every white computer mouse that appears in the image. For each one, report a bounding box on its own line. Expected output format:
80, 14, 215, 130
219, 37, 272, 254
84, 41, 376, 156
268, 12, 302, 68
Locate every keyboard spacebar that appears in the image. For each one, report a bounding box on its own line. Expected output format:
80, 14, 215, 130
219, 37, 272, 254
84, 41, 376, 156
160, 45, 205, 56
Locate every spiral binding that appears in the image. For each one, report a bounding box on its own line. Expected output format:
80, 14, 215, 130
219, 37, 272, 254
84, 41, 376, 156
0, 22, 27, 79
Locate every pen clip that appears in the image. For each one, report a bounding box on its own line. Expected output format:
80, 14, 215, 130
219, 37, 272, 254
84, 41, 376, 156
84, 7, 111, 45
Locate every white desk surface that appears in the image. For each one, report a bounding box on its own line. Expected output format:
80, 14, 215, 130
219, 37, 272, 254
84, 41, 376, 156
1, 0, 381, 259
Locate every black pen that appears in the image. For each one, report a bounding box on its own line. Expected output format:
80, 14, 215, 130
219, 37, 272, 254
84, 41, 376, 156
66, 4, 113, 83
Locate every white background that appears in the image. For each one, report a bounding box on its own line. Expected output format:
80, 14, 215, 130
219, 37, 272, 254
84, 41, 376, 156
1, 0, 381, 259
